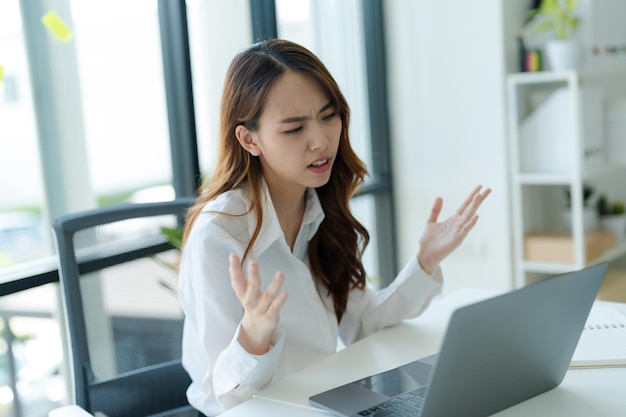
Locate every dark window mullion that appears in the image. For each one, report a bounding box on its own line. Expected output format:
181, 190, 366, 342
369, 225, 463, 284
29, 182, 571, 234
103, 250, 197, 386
249, 0, 277, 42
362, 0, 397, 284
158, 0, 200, 198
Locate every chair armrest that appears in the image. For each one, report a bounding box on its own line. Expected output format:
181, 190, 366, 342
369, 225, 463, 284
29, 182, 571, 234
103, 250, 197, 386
49, 405, 95, 417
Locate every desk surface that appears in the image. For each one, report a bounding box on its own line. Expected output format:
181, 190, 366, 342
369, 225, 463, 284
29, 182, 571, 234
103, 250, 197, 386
219, 288, 626, 416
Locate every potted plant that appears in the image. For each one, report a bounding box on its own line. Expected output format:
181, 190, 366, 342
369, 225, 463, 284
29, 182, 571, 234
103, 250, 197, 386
562, 184, 597, 232
529, 0, 581, 71
149, 226, 184, 294
597, 194, 626, 243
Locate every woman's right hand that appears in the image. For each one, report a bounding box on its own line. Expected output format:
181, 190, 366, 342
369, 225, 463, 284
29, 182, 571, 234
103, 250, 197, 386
229, 254, 288, 355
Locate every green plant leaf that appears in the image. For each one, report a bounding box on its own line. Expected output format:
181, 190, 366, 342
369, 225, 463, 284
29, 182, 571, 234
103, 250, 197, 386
563, 184, 595, 207
160, 226, 183, 249
150, 254, 178, 272
531, 0, 580, 39
612, 201, 625, 215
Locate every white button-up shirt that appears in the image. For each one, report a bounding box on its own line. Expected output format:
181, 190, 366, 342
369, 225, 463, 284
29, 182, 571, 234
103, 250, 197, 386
177, 184, 443, 415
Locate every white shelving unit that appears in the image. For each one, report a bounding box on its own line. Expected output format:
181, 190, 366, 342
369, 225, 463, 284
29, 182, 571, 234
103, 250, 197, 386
507, 68, 626, 287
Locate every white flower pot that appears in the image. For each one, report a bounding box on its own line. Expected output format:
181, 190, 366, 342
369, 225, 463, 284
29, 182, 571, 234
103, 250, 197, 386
562, 207, 598, 232
546, 39, 580, 71
600, 215, 626, 243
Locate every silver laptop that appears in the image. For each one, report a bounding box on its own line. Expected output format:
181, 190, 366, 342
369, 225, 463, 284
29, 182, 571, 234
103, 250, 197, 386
309, 263, 608, 417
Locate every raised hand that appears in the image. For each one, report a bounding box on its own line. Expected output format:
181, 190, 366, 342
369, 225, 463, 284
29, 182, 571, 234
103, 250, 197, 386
417, 185, 491, 274
229, 254, 288, 355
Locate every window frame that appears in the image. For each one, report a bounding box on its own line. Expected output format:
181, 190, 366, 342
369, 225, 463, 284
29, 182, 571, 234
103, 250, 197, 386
0, 2, 398, 413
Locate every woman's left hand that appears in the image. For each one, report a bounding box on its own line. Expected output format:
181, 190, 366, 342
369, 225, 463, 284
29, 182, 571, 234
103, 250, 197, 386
417, 185, 491, 274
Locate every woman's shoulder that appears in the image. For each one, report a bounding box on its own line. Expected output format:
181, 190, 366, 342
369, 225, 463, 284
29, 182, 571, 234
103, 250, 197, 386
202, 188, 250, 215
191, 188, 252, 239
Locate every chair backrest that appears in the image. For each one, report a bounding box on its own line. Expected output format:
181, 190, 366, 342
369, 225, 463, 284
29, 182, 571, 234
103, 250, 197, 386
53, 198, 196, 417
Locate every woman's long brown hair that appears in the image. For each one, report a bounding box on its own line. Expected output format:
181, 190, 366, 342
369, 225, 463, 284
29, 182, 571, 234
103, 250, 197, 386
181, 39, 369, 323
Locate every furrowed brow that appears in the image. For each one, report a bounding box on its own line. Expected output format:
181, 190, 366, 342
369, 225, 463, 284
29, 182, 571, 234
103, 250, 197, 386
279, 115, 308, 124
279, 101, 334, 124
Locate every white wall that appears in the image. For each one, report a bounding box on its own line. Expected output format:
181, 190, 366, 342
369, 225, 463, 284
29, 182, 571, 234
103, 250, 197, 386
384, 0, 528, 293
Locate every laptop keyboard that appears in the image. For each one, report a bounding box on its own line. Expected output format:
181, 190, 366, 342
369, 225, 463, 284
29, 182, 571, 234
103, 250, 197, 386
356, 386, 427, 416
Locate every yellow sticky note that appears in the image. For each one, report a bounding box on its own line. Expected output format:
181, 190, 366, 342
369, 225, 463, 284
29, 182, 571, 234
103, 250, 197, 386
0, 66, 4, 83
41, 10, 74, 42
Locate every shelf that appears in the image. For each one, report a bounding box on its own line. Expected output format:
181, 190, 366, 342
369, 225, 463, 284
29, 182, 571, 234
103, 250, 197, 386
508, 67, 626, 86
508, 67, 626, 286
522, 261, 579, 274
514, 173, 572, 185
513, 166, 626, 185
507, 71, 577, 85
521, 241, 626, 275
598, 241, 626, 264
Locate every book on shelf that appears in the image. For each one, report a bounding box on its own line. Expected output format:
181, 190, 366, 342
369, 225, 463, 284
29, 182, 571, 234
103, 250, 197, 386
570, 301, 626, 369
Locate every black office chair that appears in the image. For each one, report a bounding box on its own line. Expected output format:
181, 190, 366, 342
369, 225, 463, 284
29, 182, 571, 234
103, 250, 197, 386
53, 198, 197, 417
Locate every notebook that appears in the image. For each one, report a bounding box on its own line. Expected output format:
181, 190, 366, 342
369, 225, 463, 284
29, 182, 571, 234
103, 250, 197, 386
570, 301, 626, 368
309, 262, 608, 417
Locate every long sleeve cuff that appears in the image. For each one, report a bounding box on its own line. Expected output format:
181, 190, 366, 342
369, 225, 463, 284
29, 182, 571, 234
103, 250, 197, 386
213, 323, 285, 409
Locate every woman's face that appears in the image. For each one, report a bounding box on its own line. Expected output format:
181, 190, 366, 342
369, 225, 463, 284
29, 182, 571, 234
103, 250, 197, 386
236, 70, 342, 198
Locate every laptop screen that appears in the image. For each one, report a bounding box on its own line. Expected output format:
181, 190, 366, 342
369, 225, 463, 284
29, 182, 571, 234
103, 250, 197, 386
310, 263, 608, 417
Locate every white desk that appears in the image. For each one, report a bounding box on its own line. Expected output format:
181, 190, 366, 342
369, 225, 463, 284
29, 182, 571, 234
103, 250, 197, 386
219, 288, 626, 416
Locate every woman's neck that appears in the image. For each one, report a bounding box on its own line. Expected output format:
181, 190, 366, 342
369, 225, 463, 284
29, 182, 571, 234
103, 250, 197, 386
267, 185, 306, 251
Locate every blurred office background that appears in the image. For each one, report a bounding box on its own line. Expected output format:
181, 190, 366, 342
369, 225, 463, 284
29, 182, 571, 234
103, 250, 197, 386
1, 0, 624, 415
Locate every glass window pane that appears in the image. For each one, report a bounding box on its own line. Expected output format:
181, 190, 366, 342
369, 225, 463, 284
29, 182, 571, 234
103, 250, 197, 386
275, 0, 314, 47
0, 0, 51, 269
69, 0, 174, 205
0, 283, 67, 416
350, 194, 380, 286
186, 0, 252, 181
77, 254, 183, 379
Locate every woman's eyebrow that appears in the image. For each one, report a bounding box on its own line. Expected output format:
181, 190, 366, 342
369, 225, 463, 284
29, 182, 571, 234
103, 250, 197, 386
279, 115, 308, 124
279, 101, 334, 124
318, 101, 334, 113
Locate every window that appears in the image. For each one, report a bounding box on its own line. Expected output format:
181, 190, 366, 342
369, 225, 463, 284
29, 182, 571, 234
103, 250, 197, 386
70, 0, 174, 203
0, 1, 397, 414
0, 0, 50, 269
0, 284, 65, 416
186, 0, 252, 179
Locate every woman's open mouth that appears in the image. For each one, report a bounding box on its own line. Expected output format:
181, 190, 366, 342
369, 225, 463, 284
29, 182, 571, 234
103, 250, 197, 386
308, 158, 332, 173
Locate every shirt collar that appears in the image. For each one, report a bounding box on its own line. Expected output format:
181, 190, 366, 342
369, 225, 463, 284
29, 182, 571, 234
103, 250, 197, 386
249, 182, 325, 258
302, 187, 325, 240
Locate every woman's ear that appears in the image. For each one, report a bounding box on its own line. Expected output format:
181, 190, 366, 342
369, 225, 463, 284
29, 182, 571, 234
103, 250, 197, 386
235, 125, 261, 156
